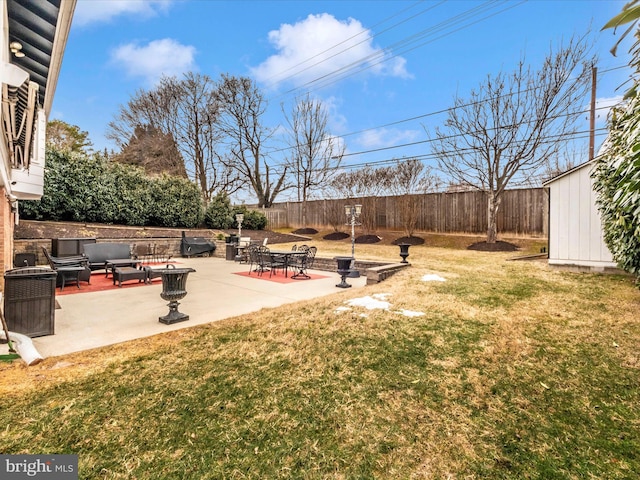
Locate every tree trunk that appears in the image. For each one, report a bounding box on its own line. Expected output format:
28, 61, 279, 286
486, 192, 500, 243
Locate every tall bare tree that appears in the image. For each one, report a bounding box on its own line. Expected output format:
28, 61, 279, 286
214, 75, 286, 208
328, 166, 392, 234
428, 36, 593, 243
107, 72, 240, 202
386, 159, 438, 237
283, 94, 344, 226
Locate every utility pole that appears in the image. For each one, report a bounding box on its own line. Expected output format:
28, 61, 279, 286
589, 65, 597, 162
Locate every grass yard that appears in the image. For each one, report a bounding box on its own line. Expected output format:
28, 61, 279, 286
0, 235, 638, 479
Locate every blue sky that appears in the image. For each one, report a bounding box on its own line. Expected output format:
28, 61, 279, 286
53, 0, 633, 198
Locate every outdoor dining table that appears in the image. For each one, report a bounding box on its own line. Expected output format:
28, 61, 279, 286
268, 250, 307, 278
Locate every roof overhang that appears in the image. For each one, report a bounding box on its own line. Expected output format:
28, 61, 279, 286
6, 0, 76, 114
1, 0, 75, 173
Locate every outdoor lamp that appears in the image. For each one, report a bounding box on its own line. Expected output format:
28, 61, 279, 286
345, 204, 362, 278
236, 213, 244, 238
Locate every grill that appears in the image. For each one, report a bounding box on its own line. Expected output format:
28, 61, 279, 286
180, 232, 216, 257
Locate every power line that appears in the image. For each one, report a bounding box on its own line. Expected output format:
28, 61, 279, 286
267, 126, 609, 178
268, 0, 518, 101
285, 1, 525, 97
268, 66, 626, 161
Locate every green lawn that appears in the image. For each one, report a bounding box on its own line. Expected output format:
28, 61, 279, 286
0, 238, 638, 479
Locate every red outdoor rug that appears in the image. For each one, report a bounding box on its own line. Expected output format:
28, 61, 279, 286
57, 268, 165, 296
233, 271, 328, 284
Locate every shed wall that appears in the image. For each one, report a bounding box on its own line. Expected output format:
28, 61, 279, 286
547, 164, 616, 269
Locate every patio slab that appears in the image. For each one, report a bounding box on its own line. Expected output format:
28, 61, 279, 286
31, 257, 366, 358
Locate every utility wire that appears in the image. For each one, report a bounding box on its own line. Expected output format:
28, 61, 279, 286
269, 0, 514, 101
283, 1, 524, 97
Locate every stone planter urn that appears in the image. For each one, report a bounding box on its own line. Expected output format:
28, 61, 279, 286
398, 244, 411, 263
158, 265, 196, 324
335, 256, 353, 288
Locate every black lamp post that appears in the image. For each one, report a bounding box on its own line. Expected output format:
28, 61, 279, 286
345, 204, 362, 278
159, 265, 196, 324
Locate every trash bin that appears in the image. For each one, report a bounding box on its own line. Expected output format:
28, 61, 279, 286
3, 267, 57, 337
225, 243, 236, 261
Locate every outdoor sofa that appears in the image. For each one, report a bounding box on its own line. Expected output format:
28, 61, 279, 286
83, 242, 133, 272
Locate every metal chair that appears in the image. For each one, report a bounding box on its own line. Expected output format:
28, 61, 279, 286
247, 244, 261, 274
256, 246, 286, 277
291, 246, 316, 279
133, 243, 154, 263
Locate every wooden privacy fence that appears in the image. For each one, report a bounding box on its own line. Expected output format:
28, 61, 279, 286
253, 188, 548, 236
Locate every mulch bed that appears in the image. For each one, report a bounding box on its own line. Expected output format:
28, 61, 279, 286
323, 232, 350, 241
292, 228, 319, 235
354, 235, 381, 244
467, 241, 520, 252
392, 236, 426, 246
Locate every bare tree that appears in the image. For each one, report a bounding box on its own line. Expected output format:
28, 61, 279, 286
328, 166, 391, 234
214, 75, 286, 208
428, 36, 593, 243
107, 73, 240, 203
283, 94, 344, 225
386, 158, 438, 237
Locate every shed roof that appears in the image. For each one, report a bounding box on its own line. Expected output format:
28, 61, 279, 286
542, 160, 594, 187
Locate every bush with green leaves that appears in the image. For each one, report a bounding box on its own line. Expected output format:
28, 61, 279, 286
19, 149, 203, 228
204, 193, 235, 229
594, 11, 640, 287
231, 205, 267, 230
147, 175, 203, 228
593, 97, 640, 286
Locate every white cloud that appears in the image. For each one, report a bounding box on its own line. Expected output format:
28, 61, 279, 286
252, 13, 410, 89
322, 95, 348, 133
357, 127, 421, 149
73, 0, 173, 26
110, 39, 196, 85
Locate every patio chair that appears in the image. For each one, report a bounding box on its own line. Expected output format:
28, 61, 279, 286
305, 246, 317, 270
256, 246, 286, 277
247, 244, 261, 274
41, 246, 91, 290
237, 237, 252, 263
290, 246, 316, 279
154, 244, 172, 263
133, 243, 154, 262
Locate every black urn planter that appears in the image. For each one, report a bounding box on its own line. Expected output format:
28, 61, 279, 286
158, 265, 196, 324
335, 256, 353, 288
398, 243, 411, 263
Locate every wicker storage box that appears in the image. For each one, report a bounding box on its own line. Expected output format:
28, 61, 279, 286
3, 267, 56, 337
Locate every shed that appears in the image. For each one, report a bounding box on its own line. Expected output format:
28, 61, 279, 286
543, 161, 619, 273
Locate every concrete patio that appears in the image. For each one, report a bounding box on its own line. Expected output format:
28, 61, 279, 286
30, 257, 366, 358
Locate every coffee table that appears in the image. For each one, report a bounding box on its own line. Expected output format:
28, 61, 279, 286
105, 258, 141, 277
113, 266, 147, 287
